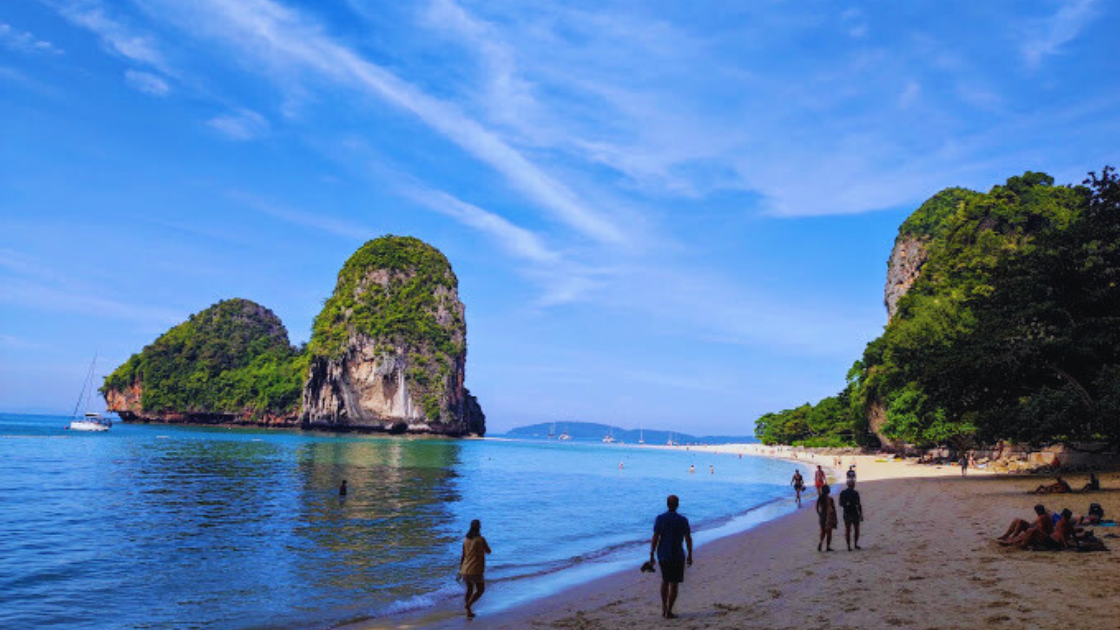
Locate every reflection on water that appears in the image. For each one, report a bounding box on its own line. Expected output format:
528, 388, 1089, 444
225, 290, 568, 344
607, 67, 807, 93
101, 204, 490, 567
0, 415, 797, 630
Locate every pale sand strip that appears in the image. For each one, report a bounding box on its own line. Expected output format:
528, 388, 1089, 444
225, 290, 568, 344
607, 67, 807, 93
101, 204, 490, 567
427, 447, 1120, 630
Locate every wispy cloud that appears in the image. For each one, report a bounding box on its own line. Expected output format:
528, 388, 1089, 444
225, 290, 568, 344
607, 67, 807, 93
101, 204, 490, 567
1022, 0, 1100, 68
207, 108, 268, 140
124, 68, 169, 96
52, 1, 169, 73
228, 192, 373, 240
137, 0, 624, 244
404, 187, 559, 265
0, 22, 64, 55
898, 80, 921, 109
0, 248, 183, 326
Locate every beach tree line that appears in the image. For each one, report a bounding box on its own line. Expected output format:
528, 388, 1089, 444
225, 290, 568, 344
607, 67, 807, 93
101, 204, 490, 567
755, 167, 1120, 449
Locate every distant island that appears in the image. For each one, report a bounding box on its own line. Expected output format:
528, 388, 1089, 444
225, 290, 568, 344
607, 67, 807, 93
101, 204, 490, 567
504, 422, 758, 445
756, 167, 1120, 451
101, 236, 485, 436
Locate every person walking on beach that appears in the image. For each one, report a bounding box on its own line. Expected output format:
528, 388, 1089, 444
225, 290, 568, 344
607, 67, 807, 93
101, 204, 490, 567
650, 494, 693, 619
814, 465, 826, 496
846, 465, 856, 484
838, 479, 863, 551
816, 484, 837, 552
457, 519, 491, 619
960, 452, 969, 476
791, 470, 805, 507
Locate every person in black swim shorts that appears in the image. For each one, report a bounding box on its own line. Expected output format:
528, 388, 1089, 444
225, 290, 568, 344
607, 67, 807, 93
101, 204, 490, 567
650, 494, 693, 619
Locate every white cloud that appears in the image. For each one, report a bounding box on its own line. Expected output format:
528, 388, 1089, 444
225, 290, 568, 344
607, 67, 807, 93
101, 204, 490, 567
135, 0, 624, 244
1022, 0, 1100, 68
898, 80, 921, 108
229, 192, 373, 239
53, 1, 169, 73
0, 22, 64, 55
405, 187, 560, 265
124, 69, 169, 96
207, 108, 268, 140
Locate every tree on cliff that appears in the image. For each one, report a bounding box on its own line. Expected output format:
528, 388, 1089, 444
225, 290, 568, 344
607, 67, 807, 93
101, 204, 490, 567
756, 167, 1120, 448
101, 299, 307, 417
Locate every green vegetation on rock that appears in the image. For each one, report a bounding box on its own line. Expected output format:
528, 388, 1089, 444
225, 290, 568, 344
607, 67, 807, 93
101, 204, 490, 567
101, 298, 306, 416
309, 236, 462, 360
756, 167, 1120, 448
307, 235, 466, 423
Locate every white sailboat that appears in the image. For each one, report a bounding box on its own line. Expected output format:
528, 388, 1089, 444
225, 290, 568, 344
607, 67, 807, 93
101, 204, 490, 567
638, 427, 645, 445
548, 422, 556, 439
558, 423, 571, 440
602, 425, 616, 444
68, 352, 112, 432
667, 432, 675, 446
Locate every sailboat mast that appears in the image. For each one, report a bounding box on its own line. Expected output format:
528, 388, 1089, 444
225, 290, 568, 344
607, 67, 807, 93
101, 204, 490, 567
70, 351, 98, 421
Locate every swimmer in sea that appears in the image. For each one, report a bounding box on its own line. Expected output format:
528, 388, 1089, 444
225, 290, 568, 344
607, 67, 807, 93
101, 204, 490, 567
689, 465, 695, 474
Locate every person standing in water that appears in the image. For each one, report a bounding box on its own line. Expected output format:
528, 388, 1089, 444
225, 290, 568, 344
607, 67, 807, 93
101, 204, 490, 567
814, 465, 826, 496
791, 470, 805, 507
689, 464, 695, 474
816, 484, 837, 552
650, 495, 692, 619
338, 480, 347, 497
838, 478, 863, 551
457, 519, 491, 619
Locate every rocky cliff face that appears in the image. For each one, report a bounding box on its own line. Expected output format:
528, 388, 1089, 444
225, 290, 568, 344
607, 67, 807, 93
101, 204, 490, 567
884, 236, 927, 321
301, 236, 485, 436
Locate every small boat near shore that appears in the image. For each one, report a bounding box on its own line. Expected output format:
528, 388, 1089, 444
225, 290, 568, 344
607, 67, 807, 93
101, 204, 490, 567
67, 352, 112, 432
69, 412, 112, 432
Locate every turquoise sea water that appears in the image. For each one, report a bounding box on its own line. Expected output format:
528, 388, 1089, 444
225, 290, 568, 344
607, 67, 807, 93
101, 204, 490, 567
0, 413, 798, 629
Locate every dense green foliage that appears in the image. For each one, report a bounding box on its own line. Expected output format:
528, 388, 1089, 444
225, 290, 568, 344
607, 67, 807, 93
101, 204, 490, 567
101, 299, 307, 416
754, 364, 867, 447
308, 236, 465, 421
309, 236, 462, 360
756, 168, 1120, 448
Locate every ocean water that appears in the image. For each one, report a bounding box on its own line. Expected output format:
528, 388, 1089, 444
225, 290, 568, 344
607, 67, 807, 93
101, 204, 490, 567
0, 413, 798, 629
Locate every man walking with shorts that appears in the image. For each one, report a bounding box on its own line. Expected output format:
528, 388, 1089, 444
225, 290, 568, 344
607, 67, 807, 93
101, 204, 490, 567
650, 494, 693, 619
838, 478, 864, 551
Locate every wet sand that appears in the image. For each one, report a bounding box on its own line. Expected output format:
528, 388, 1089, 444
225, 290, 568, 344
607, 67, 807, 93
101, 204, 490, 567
427, 450, 1120, 629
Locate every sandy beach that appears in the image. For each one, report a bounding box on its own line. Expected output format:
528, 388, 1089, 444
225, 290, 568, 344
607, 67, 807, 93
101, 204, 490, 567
417, 447, 1120, 630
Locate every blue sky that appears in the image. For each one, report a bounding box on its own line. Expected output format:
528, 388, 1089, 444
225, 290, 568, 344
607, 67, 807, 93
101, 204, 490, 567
2, 0, 1117, 433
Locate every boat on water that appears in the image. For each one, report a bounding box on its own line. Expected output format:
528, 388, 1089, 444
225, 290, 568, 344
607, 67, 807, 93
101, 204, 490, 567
67, 352, 112, 432
602, 425, 616, 444
548, 422, 556, 440
558, 423, 571, 440
638, 427, 645, 445
70, 412, 112, 432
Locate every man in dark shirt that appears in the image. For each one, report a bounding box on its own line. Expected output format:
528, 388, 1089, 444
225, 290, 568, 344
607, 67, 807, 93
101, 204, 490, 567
650, 494, 693, 619
838, 479, 863, 551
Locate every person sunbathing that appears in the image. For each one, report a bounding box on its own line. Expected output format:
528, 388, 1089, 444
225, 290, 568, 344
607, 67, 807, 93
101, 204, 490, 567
1079, 473, 1100, 493
1032, 476, 1072, 494
997, 504, 1052, 542
1002, 509, 1076, 550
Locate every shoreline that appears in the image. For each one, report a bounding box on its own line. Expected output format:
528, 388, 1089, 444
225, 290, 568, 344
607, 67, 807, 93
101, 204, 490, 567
417, 445, 1118, 629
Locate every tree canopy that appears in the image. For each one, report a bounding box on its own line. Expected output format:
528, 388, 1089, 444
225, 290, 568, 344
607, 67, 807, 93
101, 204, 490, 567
756, 168, 1120, 448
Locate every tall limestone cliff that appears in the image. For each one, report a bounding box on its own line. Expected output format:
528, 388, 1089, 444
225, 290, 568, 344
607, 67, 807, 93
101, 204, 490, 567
101, 236, 485, 437
101, 298, 306, 426
300, 236, 485, 436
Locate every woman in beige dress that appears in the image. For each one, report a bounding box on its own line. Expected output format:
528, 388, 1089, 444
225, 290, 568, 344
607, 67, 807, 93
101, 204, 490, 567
458, 519, 492, 618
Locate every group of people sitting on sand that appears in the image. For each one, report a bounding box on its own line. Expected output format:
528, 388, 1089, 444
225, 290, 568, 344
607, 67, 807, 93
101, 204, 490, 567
1031, 473, 1100, 495
996, 501, 1108, 551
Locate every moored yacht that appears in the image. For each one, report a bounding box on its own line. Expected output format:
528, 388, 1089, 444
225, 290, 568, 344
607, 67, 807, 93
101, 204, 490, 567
67, 352, 112, 432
